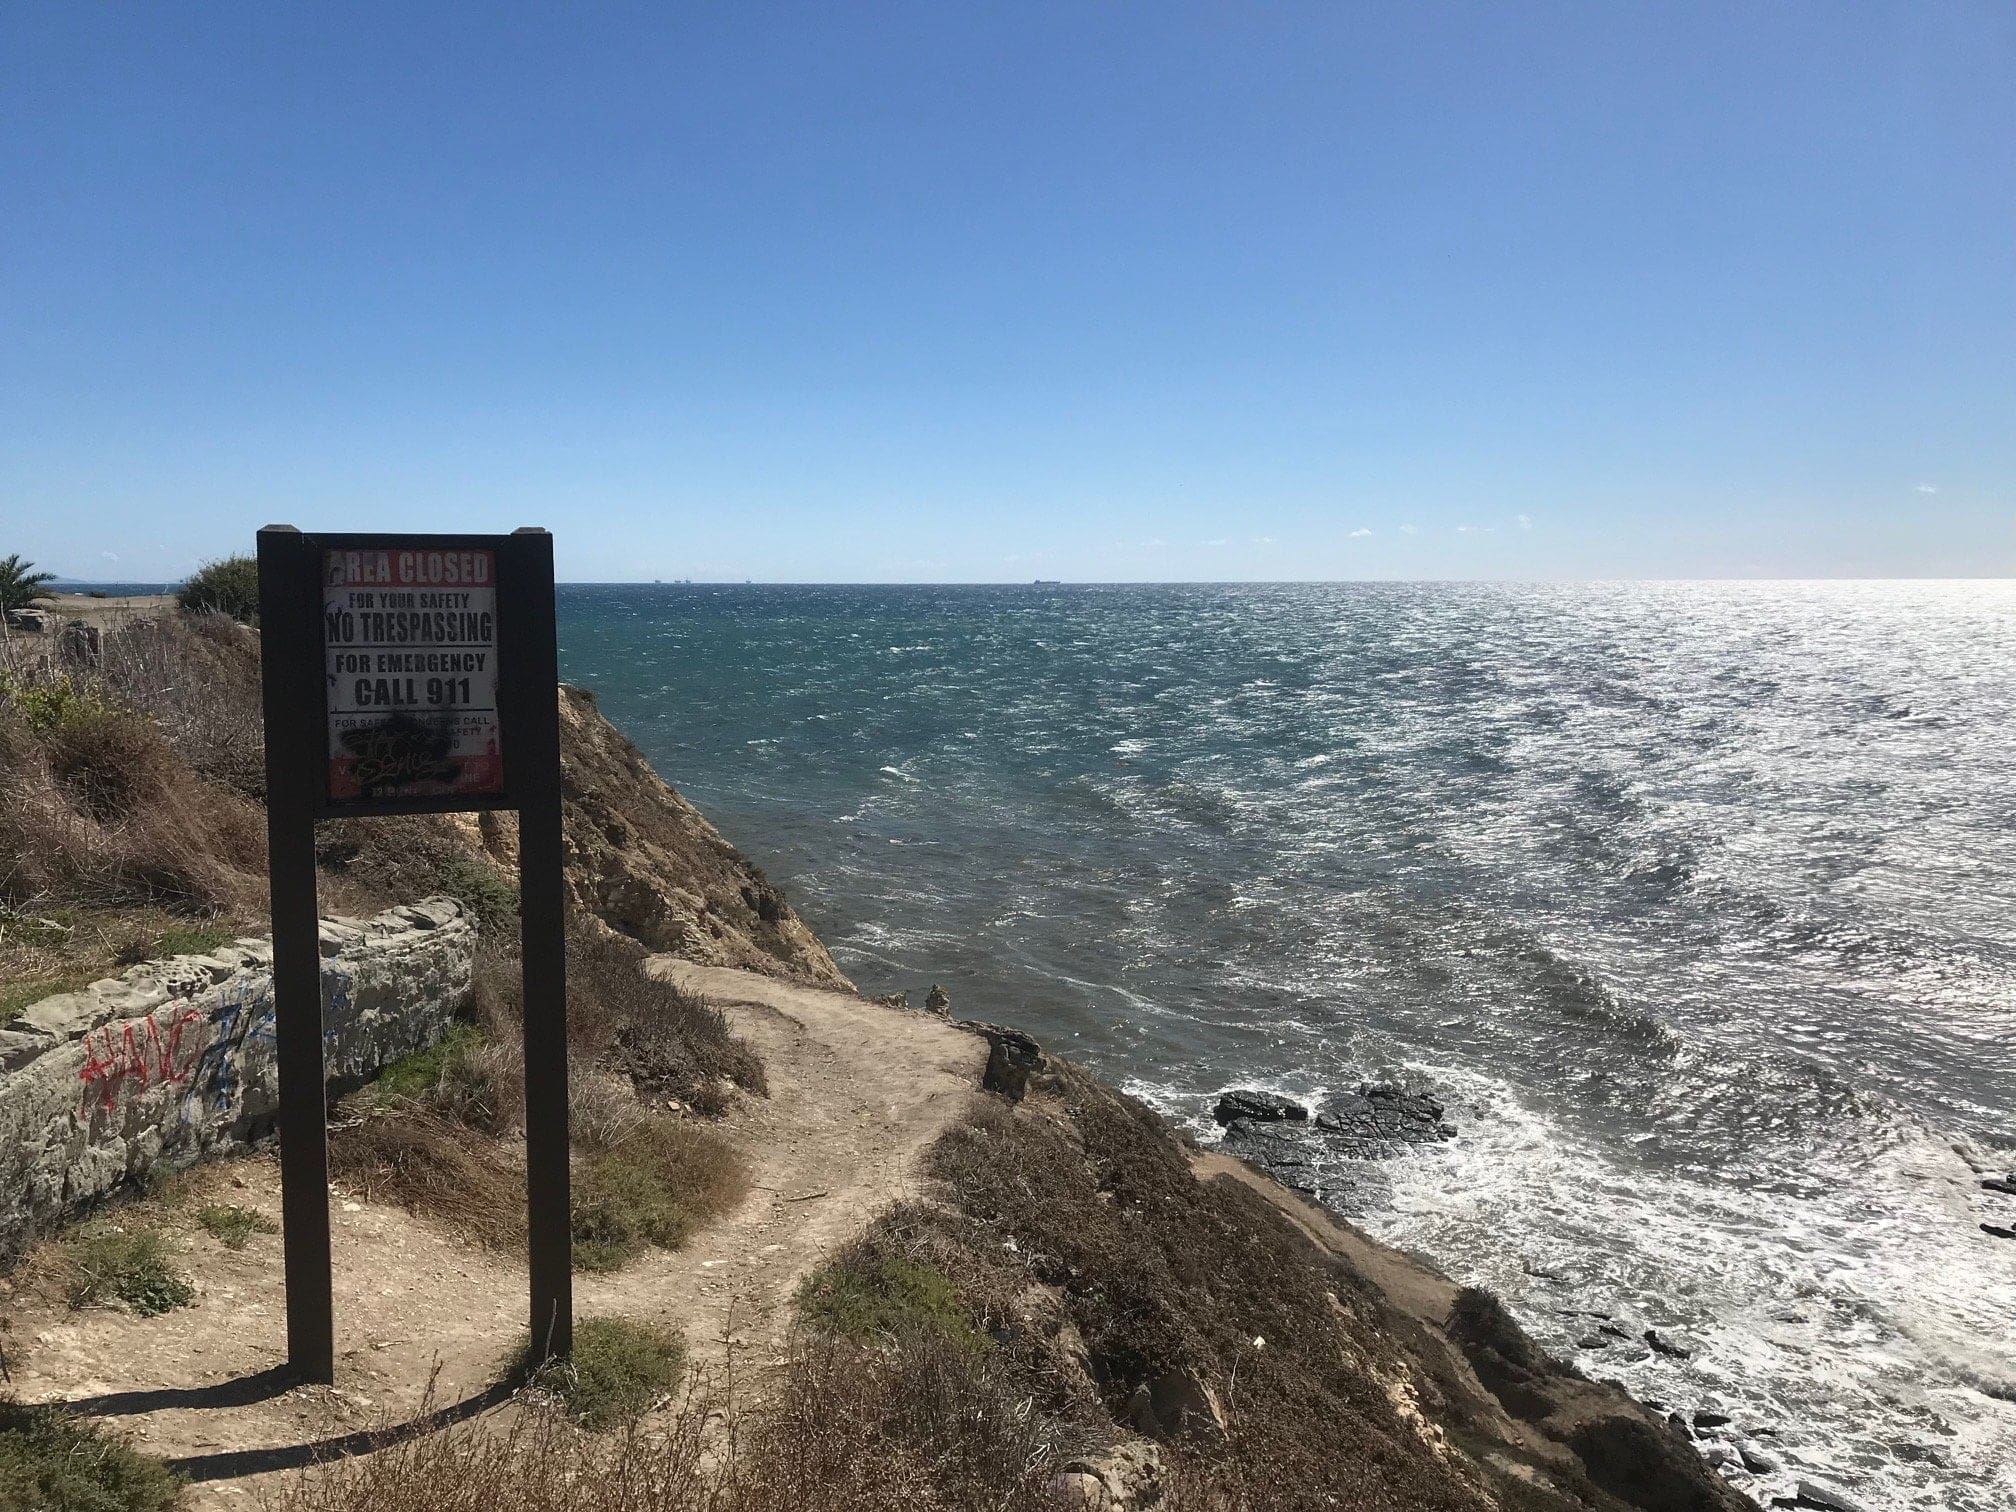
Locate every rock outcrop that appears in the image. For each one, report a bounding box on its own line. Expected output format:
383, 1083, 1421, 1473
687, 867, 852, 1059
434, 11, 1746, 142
1219, 1080, 1457, 1210
0, 898, 474, 1260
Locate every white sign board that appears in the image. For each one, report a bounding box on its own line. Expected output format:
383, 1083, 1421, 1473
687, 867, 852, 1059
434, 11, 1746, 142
322, 548, 503, 800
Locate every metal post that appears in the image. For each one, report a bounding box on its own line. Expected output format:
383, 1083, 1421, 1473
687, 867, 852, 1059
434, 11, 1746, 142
506, 528, 571, 1361
256, 526, 335, 1384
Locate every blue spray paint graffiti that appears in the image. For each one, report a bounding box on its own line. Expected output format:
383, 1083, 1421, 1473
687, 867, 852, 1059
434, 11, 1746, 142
180, 965, 358, 1119
184, 973, 275, 1117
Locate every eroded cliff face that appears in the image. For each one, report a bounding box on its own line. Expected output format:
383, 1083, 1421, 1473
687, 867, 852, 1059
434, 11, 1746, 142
460, 685, 849, 991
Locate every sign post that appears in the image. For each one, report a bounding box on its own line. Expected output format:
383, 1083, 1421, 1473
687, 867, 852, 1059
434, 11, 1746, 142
257, 526, 570, 1383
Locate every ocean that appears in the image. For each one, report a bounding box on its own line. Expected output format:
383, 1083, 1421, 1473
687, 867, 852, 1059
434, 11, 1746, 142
557, 580, 2016, 1511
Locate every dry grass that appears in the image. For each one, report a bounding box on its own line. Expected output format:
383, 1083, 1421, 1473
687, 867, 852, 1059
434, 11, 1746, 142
330, 1096, 745, 1272
0, 696, 265, 920
328, 1107, 529, 1252
466, 932, 768, 1114
269, 1331, 1083, 1512
568, 929, 767, 1106
336, 932, 755, 1270
90, 611, 265, 799
266, 1387, 715, 1512
0, 616, 268, 1000
727, 1331, 1083, 1512
910, 1075, 1565, 1512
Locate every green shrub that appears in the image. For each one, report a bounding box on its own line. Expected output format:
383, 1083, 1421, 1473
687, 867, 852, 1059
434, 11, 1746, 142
0, 1394, 184, 1512
513, 1316, 686, 1430
434, 857, 518, 934
175, 557, 259, 623
0, 668, 107, 736
367, 1023, 490, 1104
797, 1244, 979, 1351
570, 1117, 746, 1272
64, 1228, 195, 1317
194, 1204, 278, 1250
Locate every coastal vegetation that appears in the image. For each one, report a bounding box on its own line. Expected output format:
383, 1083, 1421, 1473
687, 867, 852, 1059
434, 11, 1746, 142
514, 1316, 688, 1430
59, 1225, 195, 1317
0, 1395, 183, 1512
191, 1202, 278, 1250
172, 555, 260, 624
0, 555, 57, 617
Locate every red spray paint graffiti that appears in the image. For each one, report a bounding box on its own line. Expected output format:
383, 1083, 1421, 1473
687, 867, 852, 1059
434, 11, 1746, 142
76, 1008, 204, 1115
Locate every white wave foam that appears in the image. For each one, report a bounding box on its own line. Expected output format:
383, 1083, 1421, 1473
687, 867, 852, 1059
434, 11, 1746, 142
1361, 1063, 2016, 1512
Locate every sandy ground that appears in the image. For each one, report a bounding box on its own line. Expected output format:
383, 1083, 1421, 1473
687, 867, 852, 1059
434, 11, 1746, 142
30, 592, 178, 628
3, 964, 986, 1508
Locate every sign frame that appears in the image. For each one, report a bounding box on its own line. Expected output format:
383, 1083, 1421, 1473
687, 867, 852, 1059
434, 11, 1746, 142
257, 526, 572, 1384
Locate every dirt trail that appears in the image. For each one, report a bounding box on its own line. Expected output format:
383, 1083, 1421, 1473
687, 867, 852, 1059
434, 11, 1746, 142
3, 965, 985, 1508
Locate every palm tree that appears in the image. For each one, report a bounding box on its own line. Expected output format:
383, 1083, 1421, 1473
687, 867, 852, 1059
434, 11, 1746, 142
0, 554, 58, 615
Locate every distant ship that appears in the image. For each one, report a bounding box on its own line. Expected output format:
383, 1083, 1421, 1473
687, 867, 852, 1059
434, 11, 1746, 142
1034, 578, 1061, 585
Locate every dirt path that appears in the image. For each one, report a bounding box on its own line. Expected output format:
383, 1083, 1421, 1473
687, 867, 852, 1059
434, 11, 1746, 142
3, 965, 985, 1508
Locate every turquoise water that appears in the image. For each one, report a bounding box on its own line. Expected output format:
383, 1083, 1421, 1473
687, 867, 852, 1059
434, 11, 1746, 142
558, 580, 2016, 1511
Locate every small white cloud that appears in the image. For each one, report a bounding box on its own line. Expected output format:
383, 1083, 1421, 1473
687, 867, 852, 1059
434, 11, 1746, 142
1915, 483, 1938, 494
1349, 528, 1374, 538
1251, 535, 1277, 545
1515, 514, 1533, 530
1204, 538, 1229, 547
100, 550, 119, 561
1399, 524, 1419, 536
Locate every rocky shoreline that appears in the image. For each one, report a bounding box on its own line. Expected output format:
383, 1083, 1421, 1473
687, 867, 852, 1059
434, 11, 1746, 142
1204, 1083, 1895, 1512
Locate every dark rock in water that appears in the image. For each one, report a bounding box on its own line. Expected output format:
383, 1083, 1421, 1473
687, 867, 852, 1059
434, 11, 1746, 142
1577, 1334, 1611, 1350
1740, 1444, 1783, 1475
1981, 1177, 2016, 1195
1786, 1478, 1877, 1512
1644, 1328, 1693, 1359
1213, 1089, 1308, 1124
1225, 1119, 1309, 1166
1981, 1223, 2016, 1240
1693, 1411, 1733, 1430
1312, 1087, 1454, 1158
1218, 1077, 1458, 1215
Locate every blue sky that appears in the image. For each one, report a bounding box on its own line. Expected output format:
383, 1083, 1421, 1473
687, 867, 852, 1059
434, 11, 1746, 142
3, 2, 2010, 582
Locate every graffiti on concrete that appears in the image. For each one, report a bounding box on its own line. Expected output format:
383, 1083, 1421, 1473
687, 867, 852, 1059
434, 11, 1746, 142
172, 967, 357, 1116
181, 972, 277, 1117
76, 1007, 205, 1115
